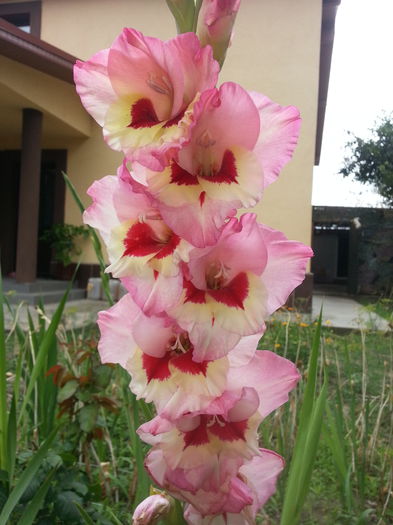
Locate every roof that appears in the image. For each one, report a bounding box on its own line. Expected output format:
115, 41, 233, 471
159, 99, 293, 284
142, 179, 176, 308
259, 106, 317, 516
0, 18, 76, 83
315, 0, 341, 165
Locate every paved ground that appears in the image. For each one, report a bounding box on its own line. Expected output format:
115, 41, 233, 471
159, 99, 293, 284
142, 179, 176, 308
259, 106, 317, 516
4, 299, 108, 332
311, 293, 390, 331
3, 295, 391, 332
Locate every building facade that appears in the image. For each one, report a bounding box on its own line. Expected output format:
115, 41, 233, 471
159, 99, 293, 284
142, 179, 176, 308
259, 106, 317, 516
0, 0, 340, 290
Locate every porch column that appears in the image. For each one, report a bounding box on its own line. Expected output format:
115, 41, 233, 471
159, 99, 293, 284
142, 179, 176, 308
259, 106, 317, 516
15, 108, 43, 283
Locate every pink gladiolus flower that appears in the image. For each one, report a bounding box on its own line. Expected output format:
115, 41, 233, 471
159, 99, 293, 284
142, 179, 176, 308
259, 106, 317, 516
74, 29, 219, 170
132, 494, 171, 524
170, 213, 313, 361
139, 351, 299, 496
131, 82, 261, 247
98, 294, 265, 419
183, 449, 284, 523
83, 163, 190, 313
132, 84, 301, 248
197, 0, 242, 66
98, 294, 229, 419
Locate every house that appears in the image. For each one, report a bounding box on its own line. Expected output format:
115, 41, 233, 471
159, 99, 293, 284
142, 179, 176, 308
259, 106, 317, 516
0, 0, 340, 303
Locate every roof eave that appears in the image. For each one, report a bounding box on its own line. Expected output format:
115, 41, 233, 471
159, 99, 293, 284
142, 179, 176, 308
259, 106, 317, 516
0, 18, 77, 84
315, 0, 341, 165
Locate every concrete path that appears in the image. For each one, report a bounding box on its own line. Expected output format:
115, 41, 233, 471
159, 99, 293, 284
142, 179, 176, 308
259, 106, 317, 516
312, 294, 391, 331
3, 295, 391, 332
4, 299, 108, 332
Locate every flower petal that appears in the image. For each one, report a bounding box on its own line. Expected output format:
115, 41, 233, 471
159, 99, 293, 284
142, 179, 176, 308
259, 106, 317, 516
259, 224, 313, 315
249, 91, 301, 187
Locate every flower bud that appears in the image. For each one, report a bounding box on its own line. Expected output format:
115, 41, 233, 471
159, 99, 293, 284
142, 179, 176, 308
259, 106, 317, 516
132, 494, 171, 524
197, 0, 241, 66
166, 0, 196, 34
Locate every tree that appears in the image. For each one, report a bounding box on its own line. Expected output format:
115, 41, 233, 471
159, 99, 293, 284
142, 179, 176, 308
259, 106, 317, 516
340, 115, 393, 206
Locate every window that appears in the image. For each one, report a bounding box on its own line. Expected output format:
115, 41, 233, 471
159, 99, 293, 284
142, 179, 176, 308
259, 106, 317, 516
0, 2, 41, 36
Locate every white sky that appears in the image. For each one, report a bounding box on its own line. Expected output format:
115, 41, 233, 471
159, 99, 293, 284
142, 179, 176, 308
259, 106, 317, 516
312, 0, 393, 207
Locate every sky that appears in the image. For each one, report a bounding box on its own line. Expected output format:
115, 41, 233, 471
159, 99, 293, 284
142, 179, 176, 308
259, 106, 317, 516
312, 0, 393, 207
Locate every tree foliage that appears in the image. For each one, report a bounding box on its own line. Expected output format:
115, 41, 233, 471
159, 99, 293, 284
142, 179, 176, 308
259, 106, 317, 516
340, 115, 393, 206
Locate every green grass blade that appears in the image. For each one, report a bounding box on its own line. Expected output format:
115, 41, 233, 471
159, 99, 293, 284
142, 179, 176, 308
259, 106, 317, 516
76, 503, 95, 525
291, 380, 328, 522
17, 468, 56, 525
0, 274, 8, 471
123, 387, 150, 509
103, 506, 124, 525
17, 277, 75, 425
62, 171, 114, 306
323, 403, 348, 484
3, 295, 26, 348
298, 310, 322, 429
0, 426, 58, 525
280, 312, 325, 525
6, 396, 16, 486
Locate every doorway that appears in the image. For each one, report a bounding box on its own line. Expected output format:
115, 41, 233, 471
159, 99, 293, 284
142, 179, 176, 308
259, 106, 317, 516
0, 149, 66, 278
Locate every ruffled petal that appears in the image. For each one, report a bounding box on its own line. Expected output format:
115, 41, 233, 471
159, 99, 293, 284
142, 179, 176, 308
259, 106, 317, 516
249, 91, 301, 188
74, 49, 115, 126
97, 294, 140, 368
259, 224, 313, 315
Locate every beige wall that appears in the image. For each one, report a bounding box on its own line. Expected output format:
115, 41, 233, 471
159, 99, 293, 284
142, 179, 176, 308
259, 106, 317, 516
39, 0, 321, 262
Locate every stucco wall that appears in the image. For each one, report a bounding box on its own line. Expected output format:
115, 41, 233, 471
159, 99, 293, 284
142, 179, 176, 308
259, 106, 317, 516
39, 0, 322, 263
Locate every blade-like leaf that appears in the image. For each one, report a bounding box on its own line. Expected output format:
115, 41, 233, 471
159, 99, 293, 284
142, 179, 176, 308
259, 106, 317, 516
0, 426, 58, 525
17, 468, 56, 525
0, 274, 7, 471
62, 171, 114, 306
124, 388, 150, 509
280, 312, 326, 525
166, 0, 195, 33
6, 397, 16, 486
17, 271, 78, 425
76, 503, 95, 525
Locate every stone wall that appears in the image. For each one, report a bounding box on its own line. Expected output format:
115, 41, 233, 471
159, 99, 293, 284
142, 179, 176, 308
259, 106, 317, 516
313, 206, 393, 295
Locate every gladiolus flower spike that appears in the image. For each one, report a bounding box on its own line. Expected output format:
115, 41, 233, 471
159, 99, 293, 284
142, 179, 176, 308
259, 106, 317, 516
75, 4, 312, 523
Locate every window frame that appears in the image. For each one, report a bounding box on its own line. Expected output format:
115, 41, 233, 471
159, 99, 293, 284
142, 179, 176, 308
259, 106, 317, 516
0, 1, 41, 36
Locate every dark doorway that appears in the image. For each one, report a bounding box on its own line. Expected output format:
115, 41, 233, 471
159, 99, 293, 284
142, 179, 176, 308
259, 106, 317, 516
312, 223, 350, 286
0, 149, 66, 278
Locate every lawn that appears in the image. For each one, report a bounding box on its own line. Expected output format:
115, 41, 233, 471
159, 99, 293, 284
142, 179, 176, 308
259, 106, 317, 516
0, 299, 391, 524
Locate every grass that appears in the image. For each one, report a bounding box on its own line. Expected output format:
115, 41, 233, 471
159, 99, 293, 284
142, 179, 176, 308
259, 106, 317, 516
258, 310, 392, 524
1, 298, 392, 524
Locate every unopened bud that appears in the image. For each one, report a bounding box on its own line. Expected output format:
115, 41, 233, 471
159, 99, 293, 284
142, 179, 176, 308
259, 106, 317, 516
132, 494, 171, 524
197, 0, 241, 67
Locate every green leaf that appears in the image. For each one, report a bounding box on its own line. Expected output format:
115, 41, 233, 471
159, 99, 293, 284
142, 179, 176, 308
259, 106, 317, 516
78, 404, 99, 433
280, 312, 327, 525
165, 0, 195, 33
0, 426, 58, 525
54, 491, 83, 522
18, 276, 78, 425
17, 468, 56, 525
76, 503, 95, 525
62, 171, 114, 306
93, 365, 113, 389
0, 273, 8, 472
58, 379, 79, 403
6, 397, 16, 486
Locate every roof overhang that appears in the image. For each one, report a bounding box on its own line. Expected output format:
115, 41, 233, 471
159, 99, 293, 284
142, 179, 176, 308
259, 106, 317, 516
315, 0, 341, 165
0, 5, 340, 161
0, 17, 76, 83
